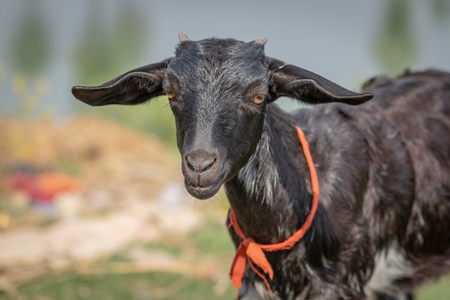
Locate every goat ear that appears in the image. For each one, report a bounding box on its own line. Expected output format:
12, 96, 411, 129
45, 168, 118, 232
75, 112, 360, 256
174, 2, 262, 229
72, 58, 172, 106
267, 58, 373, 105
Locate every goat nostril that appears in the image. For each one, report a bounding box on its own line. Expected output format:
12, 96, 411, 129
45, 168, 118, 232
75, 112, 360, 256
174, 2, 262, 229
186, 158, 196, 173
202, 158, 216, 173
185, 155, 216, 175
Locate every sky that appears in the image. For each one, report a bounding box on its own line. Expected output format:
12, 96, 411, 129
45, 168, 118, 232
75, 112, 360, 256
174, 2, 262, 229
0, 0, 449, 116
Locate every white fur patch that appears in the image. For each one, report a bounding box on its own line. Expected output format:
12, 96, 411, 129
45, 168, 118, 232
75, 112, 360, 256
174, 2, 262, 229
240, 281, 280, 300
237, 128, 279, 206
364, 243, 414, 297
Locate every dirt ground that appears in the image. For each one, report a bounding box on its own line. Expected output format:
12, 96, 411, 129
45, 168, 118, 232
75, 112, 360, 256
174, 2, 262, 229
0, 116, 212, 289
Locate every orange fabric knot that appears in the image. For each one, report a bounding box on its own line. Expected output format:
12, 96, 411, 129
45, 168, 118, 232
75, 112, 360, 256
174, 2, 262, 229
228, 125, 320, 294
229, 236, 274, 290
242, 237, 252, 247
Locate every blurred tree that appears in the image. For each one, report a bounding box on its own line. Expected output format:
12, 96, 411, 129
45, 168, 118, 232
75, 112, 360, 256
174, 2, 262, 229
112, 2, 147, 71
73, 2, 117, 85
374, 0, 418, 76
431, 0, 450, 23
72, 2, 176, 148
7, 2, 53, 119
374, 0, 450, 75
9, 2, 52, 75
73, 1, 147, 85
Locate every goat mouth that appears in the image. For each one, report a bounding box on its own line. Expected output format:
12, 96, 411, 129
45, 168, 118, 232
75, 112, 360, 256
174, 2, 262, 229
184, 180, 223, 200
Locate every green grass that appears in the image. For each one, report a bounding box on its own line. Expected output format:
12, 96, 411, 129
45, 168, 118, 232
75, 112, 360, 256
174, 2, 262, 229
0, 272, 234, 300
1, 216, 449, 300
0, 216, 236, 300
416, 275, 450, 300
2, 271, 448, 300
142, 241, 184, 257
188, 218, 235, 256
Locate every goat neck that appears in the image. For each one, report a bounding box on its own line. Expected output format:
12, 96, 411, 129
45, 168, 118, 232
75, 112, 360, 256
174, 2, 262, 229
224, 104, 317, 245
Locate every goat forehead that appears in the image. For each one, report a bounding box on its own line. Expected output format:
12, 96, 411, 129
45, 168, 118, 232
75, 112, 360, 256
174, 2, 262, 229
167, 60, 268, 111
169, 55, 266, 84
186, 89, 240, 126
170, 38, 267, 83
175, 37, 265, 61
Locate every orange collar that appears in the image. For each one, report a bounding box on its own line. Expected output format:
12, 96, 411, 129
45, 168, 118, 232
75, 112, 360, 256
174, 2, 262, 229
228, 125, 320, 294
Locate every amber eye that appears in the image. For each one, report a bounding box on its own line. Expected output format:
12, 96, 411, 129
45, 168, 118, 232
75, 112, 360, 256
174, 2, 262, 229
166, 90, 176, 100
252, 95, 265, 105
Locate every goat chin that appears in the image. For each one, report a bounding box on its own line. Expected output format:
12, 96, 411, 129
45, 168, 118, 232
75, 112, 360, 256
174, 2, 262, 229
183, 172, 226, 200
184, 182, 222, 200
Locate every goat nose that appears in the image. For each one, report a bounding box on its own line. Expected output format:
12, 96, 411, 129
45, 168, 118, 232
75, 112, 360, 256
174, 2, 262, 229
185, 151, 217, 174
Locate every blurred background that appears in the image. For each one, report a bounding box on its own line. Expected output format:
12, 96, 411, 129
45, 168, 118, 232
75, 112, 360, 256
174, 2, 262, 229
0, 0, 449, 299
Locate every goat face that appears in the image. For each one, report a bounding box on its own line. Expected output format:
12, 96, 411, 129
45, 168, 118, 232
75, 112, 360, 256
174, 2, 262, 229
164, 38, 270, 199
72, 34, 372, 200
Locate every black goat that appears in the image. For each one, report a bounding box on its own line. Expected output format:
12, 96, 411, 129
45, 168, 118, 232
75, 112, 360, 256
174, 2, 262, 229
72, 34, 450, 299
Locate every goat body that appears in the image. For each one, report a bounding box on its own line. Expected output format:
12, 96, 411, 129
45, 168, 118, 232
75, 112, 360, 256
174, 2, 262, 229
72, 34, 450, 299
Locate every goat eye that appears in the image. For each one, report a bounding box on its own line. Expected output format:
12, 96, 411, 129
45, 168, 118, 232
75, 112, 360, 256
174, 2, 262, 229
252, 95, 265, 105
166, 90, 176, 100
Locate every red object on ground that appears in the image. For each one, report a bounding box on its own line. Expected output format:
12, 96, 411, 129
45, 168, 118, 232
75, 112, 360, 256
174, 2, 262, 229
9, 172, 83, 201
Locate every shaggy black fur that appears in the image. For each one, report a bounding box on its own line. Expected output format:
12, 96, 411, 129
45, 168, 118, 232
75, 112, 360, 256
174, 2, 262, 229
72, 35, 450, 300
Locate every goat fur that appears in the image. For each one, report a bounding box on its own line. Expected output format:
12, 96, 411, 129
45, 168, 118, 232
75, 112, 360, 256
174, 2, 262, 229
228, 70, 450, 299
72, 36, 450, 300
